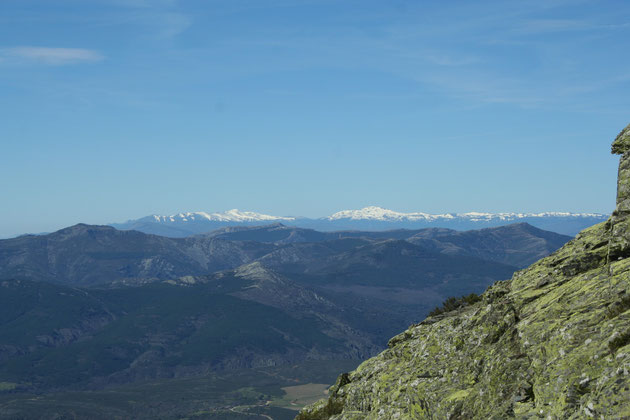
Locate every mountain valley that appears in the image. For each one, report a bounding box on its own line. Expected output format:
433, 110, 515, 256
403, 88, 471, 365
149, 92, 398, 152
0, 219, 575, 418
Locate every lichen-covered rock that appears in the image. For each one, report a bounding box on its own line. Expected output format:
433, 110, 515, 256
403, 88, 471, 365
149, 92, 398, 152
612, 123, 630, 155
610, 151, 630, 261
609, 124, 630, 266
298, 125, 630, 420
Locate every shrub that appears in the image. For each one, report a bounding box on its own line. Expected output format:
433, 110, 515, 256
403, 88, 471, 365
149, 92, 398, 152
428, 293, 481, 317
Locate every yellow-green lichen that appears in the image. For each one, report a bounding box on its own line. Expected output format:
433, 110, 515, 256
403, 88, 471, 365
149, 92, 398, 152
445, 389, 471, 402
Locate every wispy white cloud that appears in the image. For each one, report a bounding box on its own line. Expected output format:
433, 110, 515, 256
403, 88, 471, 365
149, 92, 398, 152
515, 19, 589, 34
107, 0, 179, 8
512, 18, 630, 34
1, 47, 104, 65
152, 12, 191, 39
422, 54, 480, 67
103, 0, 191, 39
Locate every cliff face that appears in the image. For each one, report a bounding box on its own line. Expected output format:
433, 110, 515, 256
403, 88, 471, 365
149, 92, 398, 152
297, 126, 630, 420
610, 123, 630, 262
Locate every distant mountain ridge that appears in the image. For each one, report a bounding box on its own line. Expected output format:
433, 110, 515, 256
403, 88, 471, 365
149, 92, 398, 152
0, 222, 570, 289
145, 209, 296, 223
0, 219, 573, 405
326, 206, 604, 222
0, 224, 276, 287
111, 206, 608, 237
0, 221, 569, 395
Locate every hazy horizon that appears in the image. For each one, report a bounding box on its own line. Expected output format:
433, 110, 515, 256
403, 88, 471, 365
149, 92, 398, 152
0, 205, 612, 239
2, 0, 628, 237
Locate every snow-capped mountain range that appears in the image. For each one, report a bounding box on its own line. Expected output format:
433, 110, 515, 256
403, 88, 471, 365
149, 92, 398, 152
110, 206, 608, 237
326, 206, 604, 222
149, 210, 296, 223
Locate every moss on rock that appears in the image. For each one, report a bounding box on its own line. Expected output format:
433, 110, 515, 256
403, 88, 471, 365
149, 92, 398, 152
298, 125, 630, 419
612, 123, 630, 155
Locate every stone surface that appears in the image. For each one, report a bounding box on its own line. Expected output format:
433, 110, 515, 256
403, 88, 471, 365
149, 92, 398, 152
297, 125, 630, 419
610, 125, 630, 263
612, 123, 630, 155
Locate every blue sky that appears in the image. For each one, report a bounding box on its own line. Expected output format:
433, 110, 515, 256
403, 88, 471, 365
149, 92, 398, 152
1, 0, 629, 236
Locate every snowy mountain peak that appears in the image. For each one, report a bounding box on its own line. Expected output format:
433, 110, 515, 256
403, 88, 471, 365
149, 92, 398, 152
111, 207, 609, 238
327, 206, 438, 221
150, 210, 295, 223
326, 207, 606, 222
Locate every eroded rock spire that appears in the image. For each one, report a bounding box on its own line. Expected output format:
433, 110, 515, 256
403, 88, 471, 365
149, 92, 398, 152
611, 123, 630, 155
609, 123, 630, 260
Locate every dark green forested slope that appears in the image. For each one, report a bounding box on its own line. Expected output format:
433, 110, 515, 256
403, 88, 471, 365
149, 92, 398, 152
0, 275, 354, 392
0, 225, 275, 287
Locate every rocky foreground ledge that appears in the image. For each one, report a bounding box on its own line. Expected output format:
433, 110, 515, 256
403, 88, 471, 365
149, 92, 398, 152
297, 124, 630, 420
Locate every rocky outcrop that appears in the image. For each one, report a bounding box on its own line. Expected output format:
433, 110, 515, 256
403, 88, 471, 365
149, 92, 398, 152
610, 123, 630, 262
298, 125, 630, 419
